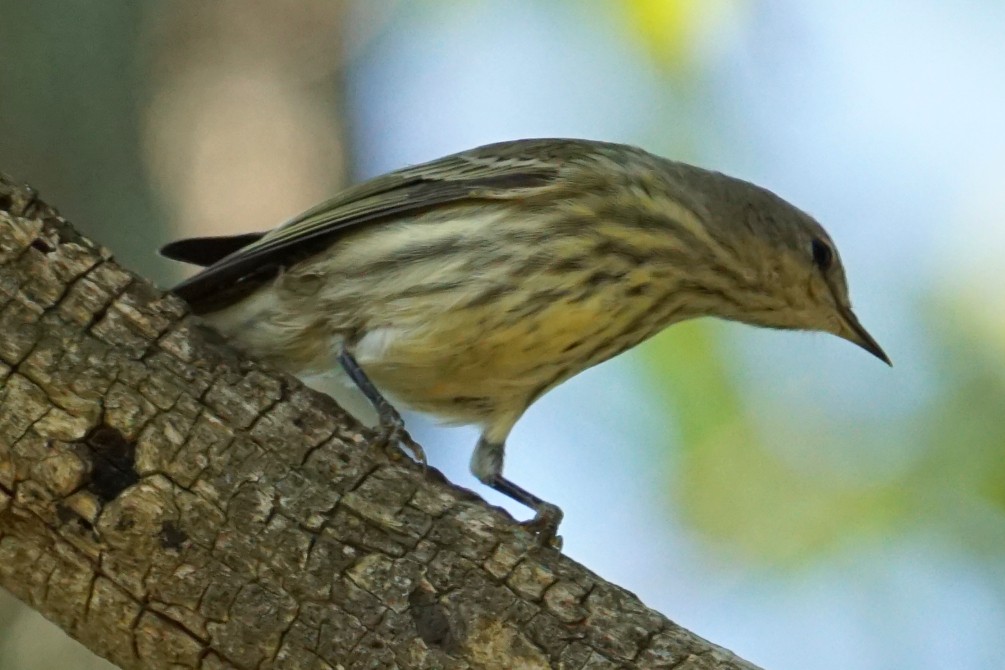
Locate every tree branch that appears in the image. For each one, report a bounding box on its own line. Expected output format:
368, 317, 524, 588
0, 173, 763, 669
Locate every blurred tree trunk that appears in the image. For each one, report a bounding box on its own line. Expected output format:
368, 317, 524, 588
0, 2, 159, 272
0, 177, 763, 669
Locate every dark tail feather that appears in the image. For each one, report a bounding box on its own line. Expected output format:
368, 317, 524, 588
159, 232, 265, 267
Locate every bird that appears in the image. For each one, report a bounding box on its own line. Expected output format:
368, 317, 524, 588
160, 138, 890, 545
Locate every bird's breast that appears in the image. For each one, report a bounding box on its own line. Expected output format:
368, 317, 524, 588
356, 275, 665, 425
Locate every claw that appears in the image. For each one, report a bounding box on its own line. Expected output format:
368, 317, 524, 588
522, 502, 564, 549
373, 408, 427, 469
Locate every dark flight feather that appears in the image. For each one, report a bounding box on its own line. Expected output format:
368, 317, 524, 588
160, 233, 265, 267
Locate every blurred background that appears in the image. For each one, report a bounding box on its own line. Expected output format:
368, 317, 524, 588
2, 1, 1004, 668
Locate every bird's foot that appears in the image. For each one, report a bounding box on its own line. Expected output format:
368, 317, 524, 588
373, 406, 427, 469
338, 346, 426, 468
521, 502, 564, 550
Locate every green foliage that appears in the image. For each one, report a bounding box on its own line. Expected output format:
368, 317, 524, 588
641, 303, 1005, 565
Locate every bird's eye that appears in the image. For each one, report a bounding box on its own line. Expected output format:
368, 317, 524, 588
811, 238, 833, 272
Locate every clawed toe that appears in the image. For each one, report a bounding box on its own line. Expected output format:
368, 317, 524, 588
373, 414, 427, 468
522, 502, 564, 549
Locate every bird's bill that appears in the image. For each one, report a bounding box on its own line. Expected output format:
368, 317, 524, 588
837, 304, 891, 365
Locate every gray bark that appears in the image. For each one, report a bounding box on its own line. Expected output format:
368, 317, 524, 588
0, 173, 763, 669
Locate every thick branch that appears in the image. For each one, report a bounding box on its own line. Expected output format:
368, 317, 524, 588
0, 173, 762, 669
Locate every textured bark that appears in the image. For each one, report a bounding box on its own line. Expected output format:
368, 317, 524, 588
0, 173, 763, 670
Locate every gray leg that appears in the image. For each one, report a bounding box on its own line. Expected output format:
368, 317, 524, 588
338, 346, 426, 466
471, 436, 563, 546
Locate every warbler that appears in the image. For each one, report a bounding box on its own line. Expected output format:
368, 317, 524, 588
161, 138, 889, 544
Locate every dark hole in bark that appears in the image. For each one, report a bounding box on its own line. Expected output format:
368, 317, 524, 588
160, 521, 188, 550
30, 238, 55, 254
55, 503, 95, 532
409, 587, 452, 648
85, 425, 139, 502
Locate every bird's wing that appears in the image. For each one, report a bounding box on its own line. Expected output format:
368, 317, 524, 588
165, 139, 591, 312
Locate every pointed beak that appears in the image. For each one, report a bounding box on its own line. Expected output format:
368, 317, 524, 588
836, 303, 891, 366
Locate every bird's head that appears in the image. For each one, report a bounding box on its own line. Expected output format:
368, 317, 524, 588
688, 170, 890, 365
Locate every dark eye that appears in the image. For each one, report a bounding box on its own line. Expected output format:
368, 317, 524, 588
811, 238, 833, 271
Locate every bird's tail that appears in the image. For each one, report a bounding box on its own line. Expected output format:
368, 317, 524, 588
159, 232, 265, 267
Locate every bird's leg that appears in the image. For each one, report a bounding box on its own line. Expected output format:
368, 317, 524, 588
471, 436, 564, 547
337, 346, 426, 467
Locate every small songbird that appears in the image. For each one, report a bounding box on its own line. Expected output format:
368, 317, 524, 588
161, 138, 889, 544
